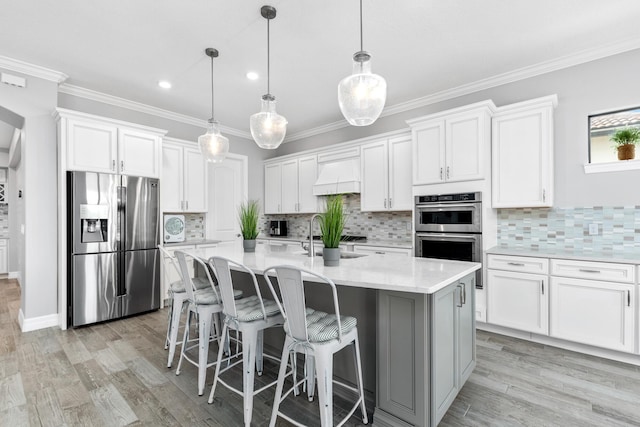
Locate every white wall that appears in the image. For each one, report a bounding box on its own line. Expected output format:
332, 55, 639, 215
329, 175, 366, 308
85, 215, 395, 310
0, 66, 59, 325
276, 48, 640, 208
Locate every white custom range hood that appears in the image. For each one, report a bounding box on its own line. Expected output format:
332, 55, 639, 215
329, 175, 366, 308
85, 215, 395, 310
312, 158, 361, 196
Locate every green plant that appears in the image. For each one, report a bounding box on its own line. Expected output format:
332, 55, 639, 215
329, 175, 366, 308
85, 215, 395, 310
610, 127, 640, 147
238, 200, 260, 240
320, 195, 346, 248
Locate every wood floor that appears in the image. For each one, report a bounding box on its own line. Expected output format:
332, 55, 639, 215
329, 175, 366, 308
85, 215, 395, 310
1, 278, 640, 426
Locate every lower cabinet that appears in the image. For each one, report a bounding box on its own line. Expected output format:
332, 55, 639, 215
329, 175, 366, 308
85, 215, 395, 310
549, 276, 635, 353
376, 273, 475, 427
0, 239, 7, 274
160, 244, 195, 301
487, 269, 548, 334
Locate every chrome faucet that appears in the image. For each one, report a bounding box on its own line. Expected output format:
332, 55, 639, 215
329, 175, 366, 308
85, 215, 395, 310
308, 213, 322, 257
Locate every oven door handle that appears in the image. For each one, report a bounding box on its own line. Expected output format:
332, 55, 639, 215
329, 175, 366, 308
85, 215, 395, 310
415, 233, 480, 241
415, 203, 478, 210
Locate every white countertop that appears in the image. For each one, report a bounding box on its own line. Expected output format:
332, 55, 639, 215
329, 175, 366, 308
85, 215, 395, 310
486, 245, 640, 264
187, 240, 480, 295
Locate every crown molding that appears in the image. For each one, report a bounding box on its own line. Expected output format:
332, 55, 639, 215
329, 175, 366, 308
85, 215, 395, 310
58, 84, 252, 140
57, 37, 640, 144
286, 37, 640, 142
0, 55, 67, 84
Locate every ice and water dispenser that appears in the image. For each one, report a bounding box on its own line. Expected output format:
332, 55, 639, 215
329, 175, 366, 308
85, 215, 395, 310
80, 204, 109, 243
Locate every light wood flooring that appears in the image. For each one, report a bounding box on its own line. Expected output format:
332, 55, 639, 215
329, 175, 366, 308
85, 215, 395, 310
1, 278, 640, 426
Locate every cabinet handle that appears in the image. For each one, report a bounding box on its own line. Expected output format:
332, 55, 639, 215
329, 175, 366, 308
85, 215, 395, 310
541, 279, 544, 295
579, 269, 601, 274
375, 251, 385, 255
384, 199, 387, 208
186, 200, 188, 210
628, 290, 631, 307
120, 160, 124, 172
112, 160, 116, 171
389, 198, 392, 209
440, 168, 443, 180
543, 189, 546, 202
461, 282, 466, 305
456, 284, 463, 307
446, 166, 450, 179
507, 262, 525, 267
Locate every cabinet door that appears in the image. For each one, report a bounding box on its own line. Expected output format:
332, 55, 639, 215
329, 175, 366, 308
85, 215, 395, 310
550, 277, 635, 353
297, 155, 318, 213
457, 275, 476, 385
412, 120, 445, 185
361, 139, 389, 211
0, 244, 7, 274
67, 119, 118, 173
161, 143, 183, 212
492, 105, 553, 207
264, 163, 282, 214
445, 112, 485, 183
118, 129, 161, 178
183, 147, 207, 212
487, 270, 548, 334
388, 135, 413, 211
431, 282, 458, 426
281, 159, 299, 213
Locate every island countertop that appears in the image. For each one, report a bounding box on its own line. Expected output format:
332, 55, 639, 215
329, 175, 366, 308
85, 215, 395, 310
186, 239, 480, 295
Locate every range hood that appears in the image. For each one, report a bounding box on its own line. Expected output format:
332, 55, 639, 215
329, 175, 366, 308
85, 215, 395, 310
312, 158, 361, 196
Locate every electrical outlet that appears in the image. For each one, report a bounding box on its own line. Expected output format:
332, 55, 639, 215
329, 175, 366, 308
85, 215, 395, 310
588, 223, 599, 236
406, 221, 412, 231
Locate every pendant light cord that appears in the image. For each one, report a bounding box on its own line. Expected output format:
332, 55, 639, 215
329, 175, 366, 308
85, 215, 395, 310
359, 0, 363, 52
210, 54, 215, 121
267, 16, 271, 95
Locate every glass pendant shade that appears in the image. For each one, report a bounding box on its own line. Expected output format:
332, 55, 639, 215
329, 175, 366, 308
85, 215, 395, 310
338, 53, 387, 126
250, 95, 287, 149
198, 120, 229, 163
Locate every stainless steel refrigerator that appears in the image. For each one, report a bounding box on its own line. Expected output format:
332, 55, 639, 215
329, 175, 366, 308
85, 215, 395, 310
67, 171, 160, 327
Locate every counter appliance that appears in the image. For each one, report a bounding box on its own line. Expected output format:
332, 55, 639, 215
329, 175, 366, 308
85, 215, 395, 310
67, 171, 161, 327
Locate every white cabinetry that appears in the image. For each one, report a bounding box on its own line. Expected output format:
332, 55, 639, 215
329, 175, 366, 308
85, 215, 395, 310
492, 95, 557, 208
264, 155, 318, 214
58, 109, 165, 178
0, 239, 7, 274
360, 134, 412, 211
549, 259, 635, 353
162, 139, 207, 213
487, 255, 549, 334
353, 244, 412, 258
407, 101, 494, 186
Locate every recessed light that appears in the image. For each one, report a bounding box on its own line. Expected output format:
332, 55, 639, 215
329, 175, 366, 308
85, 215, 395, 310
158, 80, 172, 89
246, 72, 259, 81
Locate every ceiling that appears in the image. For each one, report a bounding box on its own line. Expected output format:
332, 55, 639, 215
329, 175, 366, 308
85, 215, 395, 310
1, 0, 640, 140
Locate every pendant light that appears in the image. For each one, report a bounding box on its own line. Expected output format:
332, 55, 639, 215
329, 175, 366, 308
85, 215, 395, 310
338, 0, 387, 126
250, 5, 287, 149
198, 48, 229, 163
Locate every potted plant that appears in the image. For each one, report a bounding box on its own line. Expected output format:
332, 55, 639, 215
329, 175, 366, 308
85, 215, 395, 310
611, 127, 640, 160
319, 194, 346, 266
238, 200, 260, 252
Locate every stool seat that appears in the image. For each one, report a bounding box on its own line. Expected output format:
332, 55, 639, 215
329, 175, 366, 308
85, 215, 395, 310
285, 308, 357, 343
169, 277, 210, 293
234, 295, 281, 322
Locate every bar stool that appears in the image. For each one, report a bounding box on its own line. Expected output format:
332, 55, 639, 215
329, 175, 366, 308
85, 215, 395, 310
263, 265, 368, 427
206, 256, 284, 427
174, 250, 226, 395
159, 245, 212, 368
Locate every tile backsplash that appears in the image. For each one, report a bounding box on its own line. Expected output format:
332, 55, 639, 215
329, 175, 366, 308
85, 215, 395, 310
163, 213, 206, 241
497, 206, 640, 252
263, 194, 412, 243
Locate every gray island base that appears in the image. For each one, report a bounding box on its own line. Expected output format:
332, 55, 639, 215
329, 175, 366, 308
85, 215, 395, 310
189, 241, 479, 426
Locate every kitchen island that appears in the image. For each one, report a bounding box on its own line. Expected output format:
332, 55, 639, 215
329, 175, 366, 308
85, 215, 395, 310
188, 240, 480, 427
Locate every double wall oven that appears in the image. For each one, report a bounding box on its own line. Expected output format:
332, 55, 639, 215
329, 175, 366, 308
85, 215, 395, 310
415, 192, 483, 288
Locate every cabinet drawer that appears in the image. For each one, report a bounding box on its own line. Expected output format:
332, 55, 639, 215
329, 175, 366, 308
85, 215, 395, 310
487, 254, 548, 274
550, 259, 635, 283
354, 245, 412, 257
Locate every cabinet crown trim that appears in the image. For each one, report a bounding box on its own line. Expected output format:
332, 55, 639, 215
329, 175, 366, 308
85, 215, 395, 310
54, 108, 168, 136
493, 94, 558, 117
406, 99, 496, 127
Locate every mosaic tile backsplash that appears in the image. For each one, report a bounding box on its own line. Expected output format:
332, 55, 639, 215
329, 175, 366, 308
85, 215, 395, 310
263, 194, 412, 243
497, 206, 640, 252
163, 213, 206, 241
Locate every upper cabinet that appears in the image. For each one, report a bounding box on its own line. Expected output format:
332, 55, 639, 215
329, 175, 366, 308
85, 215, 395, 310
361, 133, 412, 211
407, 101, 495, 186
162, 138, 207, 213
57, 109, 166, 178
264, 154, 318, 214
492, 95, 557, 208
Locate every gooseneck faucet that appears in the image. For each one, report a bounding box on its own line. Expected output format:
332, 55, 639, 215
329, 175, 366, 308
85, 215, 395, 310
308, 214, 322, 257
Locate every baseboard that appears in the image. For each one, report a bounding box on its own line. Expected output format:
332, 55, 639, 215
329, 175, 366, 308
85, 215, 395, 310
477, 322, 640, 367
18, 309, 59, 332
9, 271, 19, 279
